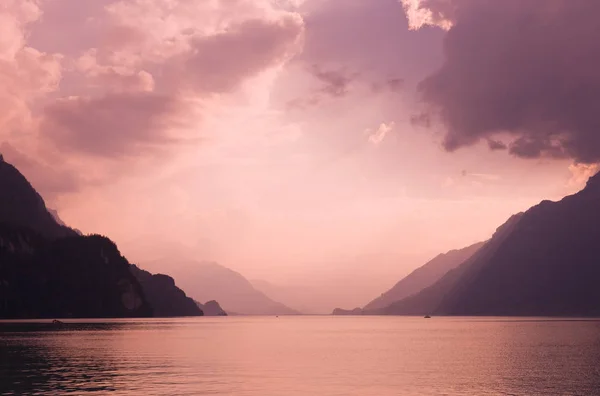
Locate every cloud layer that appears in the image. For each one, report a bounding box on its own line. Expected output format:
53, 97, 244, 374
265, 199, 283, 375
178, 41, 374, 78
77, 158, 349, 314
0, 0, 304, 198
405, 0, 600, 163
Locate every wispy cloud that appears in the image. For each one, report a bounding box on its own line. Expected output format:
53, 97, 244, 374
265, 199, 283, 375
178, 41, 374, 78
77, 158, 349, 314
367, 122, 395, 146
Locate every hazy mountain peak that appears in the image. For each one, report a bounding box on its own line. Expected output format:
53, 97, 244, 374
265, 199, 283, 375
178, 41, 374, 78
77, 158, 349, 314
162, 260, 300, 315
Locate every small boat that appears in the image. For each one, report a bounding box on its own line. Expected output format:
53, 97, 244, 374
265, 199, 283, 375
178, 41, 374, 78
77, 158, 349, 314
424, 315, 431, 319
52, 319, 64, 325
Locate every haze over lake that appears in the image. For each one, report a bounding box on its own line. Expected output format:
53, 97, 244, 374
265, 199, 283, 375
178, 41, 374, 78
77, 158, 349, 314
2, 317, 600, 396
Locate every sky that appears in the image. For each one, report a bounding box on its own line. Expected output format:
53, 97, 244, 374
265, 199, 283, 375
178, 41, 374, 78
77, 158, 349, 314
1, 0, 599, 310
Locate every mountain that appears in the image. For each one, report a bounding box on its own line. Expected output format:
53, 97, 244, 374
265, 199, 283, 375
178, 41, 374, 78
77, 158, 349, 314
251, 253, 418, 314
364, 242, 485, 311
382, 172, 600, 316
196, 300, 228, 316
130, 265, 203, 317
332, 307, 362, 315
0, 224, 153, 318
0, 155, 197, 319
251, 279, 308, 313
166, 261, 299, 315
0, 158, 75, 239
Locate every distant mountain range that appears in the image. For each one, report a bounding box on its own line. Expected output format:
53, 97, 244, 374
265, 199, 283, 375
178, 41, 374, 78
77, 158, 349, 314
369, 214, 522, 316
0, 156, 221, 318
4, 151, 600, 319
165, 261, 299, 315
250, 279, 312, 313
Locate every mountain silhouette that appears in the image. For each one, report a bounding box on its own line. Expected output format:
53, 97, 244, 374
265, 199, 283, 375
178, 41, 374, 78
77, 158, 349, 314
332, 307, 363, 315
196, 300, 228, 316
0, 158, 75, 239
364, 242, 484, 311
0, 224, 153, 318
0, 155, 211, 318
380, 172, 600, 316
130, 265, 203, 317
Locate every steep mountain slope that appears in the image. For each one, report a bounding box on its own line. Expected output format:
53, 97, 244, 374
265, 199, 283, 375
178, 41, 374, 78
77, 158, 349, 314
383, 172, 600, 316
0, 225, 152, 318
364, 242, 485, 311
379, 214, 522, 315
168, 261, 299, 315
0, 155, 198, 318
0, 158, 75, 239
130, 265, 203, 317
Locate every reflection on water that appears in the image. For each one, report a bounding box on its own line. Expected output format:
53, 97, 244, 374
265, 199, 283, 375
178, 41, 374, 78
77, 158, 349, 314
1, 317, 600, 395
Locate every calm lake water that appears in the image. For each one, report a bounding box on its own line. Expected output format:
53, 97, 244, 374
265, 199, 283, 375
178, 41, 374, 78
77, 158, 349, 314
1, 317, 600, 395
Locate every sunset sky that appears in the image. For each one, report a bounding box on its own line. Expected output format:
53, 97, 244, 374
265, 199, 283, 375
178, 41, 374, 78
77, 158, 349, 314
1, 0, 598, 307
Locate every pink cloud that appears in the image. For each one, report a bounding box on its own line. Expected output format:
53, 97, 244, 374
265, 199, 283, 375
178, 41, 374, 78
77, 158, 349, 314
0, 0, 305, 201
41, 93, 194, 158
164, 16, 304, 94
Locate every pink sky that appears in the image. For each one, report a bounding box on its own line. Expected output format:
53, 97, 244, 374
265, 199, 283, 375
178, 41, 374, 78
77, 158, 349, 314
1, 0, 597, 310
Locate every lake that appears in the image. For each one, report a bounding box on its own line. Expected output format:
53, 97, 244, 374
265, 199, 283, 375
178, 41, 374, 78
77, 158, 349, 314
1, 317, 599, 395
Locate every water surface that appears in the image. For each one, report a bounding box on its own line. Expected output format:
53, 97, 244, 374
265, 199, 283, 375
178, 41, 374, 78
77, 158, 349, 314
1, 317, 599, 395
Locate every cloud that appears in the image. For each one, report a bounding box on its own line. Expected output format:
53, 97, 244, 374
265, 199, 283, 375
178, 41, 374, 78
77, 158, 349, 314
566, 163, 599, 194
367, 122, 395, 145
461, 171, 501, 182
371, 78, 404, 94
487, 139, 507, 151
285, 64, 358, 110
0, 0, 42, 60
309, 64, 354, 97
400, 0, 454, 31
406, 0, 600, 163
0, 0, 306, 202
165, 17, 304, 94
50, 1, 304, 160
410, 112, 432, 128
41, 93, 195, 158
0, 2, 62, 138
75, 50, 156, 93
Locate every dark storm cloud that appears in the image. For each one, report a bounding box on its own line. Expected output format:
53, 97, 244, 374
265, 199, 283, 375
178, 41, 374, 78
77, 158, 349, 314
487, 139, 507, 151
412, 0, 600, 163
